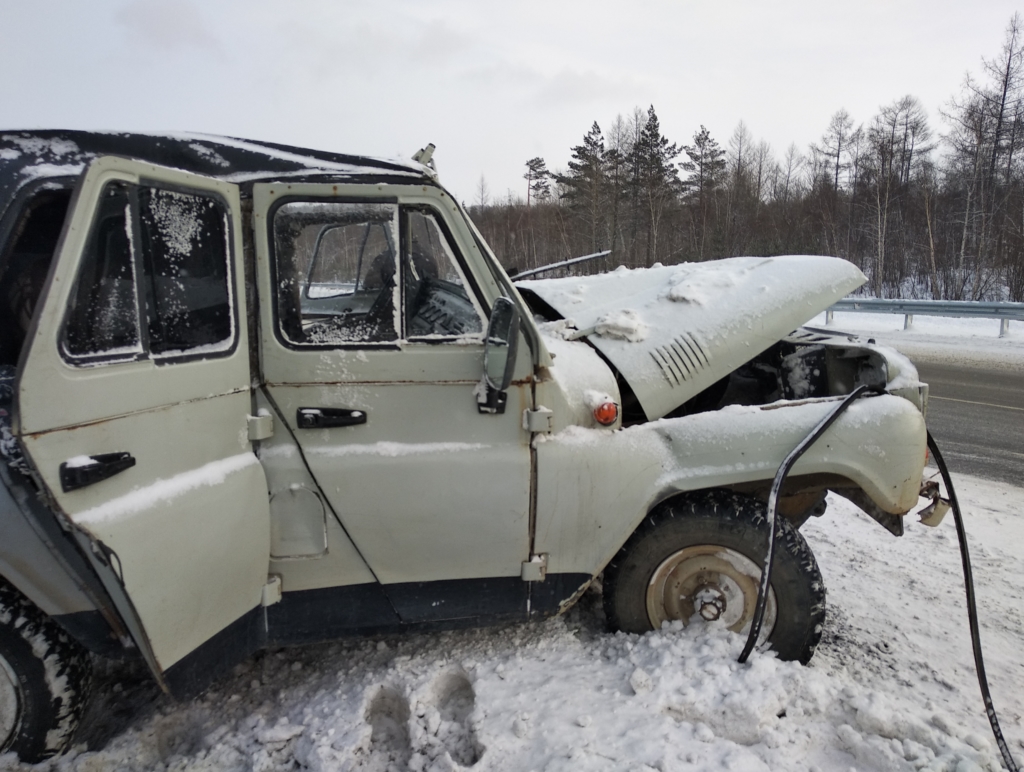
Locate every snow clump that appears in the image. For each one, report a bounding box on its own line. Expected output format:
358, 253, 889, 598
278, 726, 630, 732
593, 309, 649, 342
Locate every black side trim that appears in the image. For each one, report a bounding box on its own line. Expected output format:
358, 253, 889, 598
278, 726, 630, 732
267, 576, 533, 646
163, 605, 264, 700
385, 576, 527, 623
52, 610, 126, 658
529, 573, 593, 617
260, 574, 593, 650
266, 583, 399, 646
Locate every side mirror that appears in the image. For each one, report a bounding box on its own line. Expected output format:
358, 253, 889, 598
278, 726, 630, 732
478, 297, 520, 414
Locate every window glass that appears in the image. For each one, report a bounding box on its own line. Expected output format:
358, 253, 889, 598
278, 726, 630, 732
62, 182, 236, 365
0, 188, 72, 367
63, 183, 142, 360
273, 202, 398, 345
404, 211, 484, 337
139, 187, 233, 355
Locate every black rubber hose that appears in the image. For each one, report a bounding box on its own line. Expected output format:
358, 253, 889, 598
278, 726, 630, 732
737, 387, 1020, 770
739, 384, 878, 664
927, 432, 1020, 772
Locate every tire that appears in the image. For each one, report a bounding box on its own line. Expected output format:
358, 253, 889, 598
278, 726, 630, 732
0, 580, 92, 762
603, 489, 826, 664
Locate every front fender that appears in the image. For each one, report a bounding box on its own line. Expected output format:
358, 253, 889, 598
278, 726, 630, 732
649, 394, 927, 514
533, 394, 926, 578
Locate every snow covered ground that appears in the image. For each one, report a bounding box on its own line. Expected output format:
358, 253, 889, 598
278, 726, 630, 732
2, 309, 1020, 772
2, 475, 1020, 772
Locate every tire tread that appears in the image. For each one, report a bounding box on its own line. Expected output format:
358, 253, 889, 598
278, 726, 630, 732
0, 580, 92, 762
603, 489, 826, 663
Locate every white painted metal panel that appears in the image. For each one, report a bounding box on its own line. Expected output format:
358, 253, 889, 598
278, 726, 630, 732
253, 182, 532, 588
18, 157, 270, 674
520, 256, 866, 420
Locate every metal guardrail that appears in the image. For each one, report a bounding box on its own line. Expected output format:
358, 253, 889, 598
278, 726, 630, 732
825, 298, 1024, 337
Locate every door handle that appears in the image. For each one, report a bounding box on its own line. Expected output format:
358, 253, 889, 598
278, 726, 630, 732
296, 407, 367, 429
60, 452, 136, 492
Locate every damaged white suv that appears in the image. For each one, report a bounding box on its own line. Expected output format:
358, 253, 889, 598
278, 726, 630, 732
0, 131, 930, 761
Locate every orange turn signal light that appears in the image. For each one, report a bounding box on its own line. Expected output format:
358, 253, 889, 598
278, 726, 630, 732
593, 401, 619, 426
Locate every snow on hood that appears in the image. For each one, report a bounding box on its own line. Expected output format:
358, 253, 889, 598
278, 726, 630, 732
519, 256, 866, 420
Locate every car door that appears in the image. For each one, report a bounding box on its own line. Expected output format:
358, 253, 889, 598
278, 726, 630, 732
15, 157, 271, 695
253, 182, 533, 623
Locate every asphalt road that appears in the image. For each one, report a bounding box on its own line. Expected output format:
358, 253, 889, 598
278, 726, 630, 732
913, 360, 1024, 486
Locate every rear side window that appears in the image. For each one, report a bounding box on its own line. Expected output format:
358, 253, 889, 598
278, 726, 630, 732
64, 184, 141, 359
139, 188, 232, 355
61, 182, 235, 365
0, 187, 73, 367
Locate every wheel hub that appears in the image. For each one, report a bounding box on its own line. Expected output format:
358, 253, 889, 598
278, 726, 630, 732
646, 545, 778, 644
0, 651, 20, 751
694, 584, 726, 620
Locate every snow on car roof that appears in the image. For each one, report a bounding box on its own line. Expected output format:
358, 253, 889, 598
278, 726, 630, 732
0, 130, 428, 216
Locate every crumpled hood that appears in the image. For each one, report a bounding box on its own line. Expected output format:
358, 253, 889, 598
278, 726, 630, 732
518, 255, 866, 420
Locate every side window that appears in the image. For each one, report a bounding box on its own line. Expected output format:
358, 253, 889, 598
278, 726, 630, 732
271, 201, 485, 347
404, 210, 485, 338
139, 188, 232, 355
63, 183, 142, 361
62, 182, 235, 364
0, 187, 73, 367
272, 202, 399, 345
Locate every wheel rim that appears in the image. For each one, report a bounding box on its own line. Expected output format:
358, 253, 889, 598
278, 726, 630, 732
0, 650, 20, 751
646, 545, 778, 643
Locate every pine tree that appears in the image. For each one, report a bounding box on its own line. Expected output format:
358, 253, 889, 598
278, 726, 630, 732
630, 106, 681, 264
557, 122, 607, 251
680, 125, 726, 259
681, 126, 726, 208
524, 157, 552, 206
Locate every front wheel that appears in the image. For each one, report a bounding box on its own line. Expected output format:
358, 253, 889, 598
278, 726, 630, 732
0, 580, 92, 762
603, 490, 826, 664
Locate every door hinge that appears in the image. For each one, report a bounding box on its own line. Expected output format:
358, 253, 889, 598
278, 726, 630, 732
248, 413, 274, 441
523, 407, 553, 434
521, 554, 548, 582
261, 575, 282, 607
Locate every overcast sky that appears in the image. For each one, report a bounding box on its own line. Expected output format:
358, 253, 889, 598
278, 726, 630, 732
1, 1, 1021, 203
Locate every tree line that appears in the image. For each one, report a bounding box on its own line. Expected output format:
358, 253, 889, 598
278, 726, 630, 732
469, 15, 1024, 301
